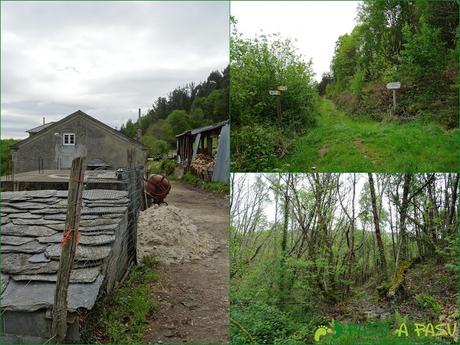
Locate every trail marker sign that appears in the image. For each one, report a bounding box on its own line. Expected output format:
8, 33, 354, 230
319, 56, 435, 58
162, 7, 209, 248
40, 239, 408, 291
386, 82, 401, 90
269, 90, 281, 96
386, 82, 401, 112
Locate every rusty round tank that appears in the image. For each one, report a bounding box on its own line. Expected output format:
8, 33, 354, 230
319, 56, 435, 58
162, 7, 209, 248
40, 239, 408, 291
144, 174, 171, 203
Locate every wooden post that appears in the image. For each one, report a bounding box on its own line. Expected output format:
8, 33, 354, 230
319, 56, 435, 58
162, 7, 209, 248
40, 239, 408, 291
51, 156, 86, 343
206, 135, 212, 155
392, 89, 396, 113
277, 95, 282, 126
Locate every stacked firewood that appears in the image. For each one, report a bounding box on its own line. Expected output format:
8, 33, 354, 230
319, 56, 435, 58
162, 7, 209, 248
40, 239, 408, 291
191, 153, 214, 181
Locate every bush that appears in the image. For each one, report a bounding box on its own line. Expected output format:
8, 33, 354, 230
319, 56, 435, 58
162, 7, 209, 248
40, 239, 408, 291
414, 293, 441, 318
148, 159, 176, 176
231, 124, 286, 172
231, 300, 295, 344
182, 172, 229, 194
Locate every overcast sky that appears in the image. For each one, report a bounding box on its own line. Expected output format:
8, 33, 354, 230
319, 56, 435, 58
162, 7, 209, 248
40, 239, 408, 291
231, 1, 360, 81
1, 1, 229, 139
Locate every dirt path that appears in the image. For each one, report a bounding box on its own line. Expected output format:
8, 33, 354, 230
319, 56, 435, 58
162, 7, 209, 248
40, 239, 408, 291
143, 181, 229, 344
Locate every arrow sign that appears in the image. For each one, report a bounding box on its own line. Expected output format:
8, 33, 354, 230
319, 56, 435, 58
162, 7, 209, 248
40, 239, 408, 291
386, 82, 401, 90
278, 85, 287, 91
269, 90, 281, 96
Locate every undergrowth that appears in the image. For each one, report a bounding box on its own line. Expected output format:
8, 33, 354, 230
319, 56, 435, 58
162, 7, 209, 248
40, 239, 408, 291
81, 255, 158, 343
181, 172, 229, 194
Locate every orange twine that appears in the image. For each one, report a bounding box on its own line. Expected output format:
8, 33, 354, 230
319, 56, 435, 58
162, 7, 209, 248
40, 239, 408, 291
60, 227, 80, 247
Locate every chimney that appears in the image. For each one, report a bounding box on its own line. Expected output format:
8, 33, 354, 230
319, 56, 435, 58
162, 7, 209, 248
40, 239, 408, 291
43, 117, 45, 125
137, 108, 142, 141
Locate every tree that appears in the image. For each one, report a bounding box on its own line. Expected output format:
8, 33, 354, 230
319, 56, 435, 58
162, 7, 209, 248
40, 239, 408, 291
166, 110, 190, 136
231, 21, 317, 130
368, 173, 388, 279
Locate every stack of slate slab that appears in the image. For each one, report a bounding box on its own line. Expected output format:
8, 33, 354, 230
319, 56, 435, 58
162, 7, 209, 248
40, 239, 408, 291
0, 189, 130, 343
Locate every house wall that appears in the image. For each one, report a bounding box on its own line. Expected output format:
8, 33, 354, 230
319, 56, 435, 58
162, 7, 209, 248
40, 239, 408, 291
13, 115, 146, 173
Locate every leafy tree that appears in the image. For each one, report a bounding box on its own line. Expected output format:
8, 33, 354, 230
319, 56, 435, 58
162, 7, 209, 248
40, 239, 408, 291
1, 139, 18, 176
398, 18, 447, 95
120, 68, 229, 157
231, 21, 317, 130
166, 109, 190, 136
141, 135, 168, 158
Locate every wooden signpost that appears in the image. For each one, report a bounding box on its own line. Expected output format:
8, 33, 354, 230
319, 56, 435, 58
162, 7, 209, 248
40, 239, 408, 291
386, 82, 401, 113
269, 86, 287, 126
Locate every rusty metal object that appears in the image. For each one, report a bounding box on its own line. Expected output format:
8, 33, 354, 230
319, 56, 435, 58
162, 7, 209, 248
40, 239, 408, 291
144, 174, 171, 204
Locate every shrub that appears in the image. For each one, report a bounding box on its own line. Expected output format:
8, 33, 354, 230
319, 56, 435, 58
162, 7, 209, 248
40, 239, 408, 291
415, 293, 441, 317
231, 124, 285, 172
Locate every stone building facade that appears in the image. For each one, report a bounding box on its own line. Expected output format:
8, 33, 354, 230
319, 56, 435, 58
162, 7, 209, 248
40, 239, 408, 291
12, 110, 147, 173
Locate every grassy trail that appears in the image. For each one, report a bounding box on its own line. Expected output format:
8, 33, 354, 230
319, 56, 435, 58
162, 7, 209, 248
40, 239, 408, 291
277, 99, 459, 172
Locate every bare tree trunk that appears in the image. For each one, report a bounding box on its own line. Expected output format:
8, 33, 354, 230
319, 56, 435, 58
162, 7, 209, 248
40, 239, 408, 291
278, 173, 291, 307
447, 173, 458, 233
399, 174, 412, 261
368, 173, 388, 280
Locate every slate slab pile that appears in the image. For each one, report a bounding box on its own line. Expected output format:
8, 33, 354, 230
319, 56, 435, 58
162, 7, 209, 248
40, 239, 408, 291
0, 189, 129, 314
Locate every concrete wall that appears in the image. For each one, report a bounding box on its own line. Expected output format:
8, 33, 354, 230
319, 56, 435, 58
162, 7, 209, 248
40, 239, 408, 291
0, 310, 80, 344
13, 115, 146, 173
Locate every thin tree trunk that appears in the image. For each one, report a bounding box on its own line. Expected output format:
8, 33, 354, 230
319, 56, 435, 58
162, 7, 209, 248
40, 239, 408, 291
368, 173, 388, 280
399, 174, 412, 261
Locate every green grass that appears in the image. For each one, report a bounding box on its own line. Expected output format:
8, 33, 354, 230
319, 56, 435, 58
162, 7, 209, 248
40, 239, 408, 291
82, 256, 158, 344
276, 99, 459, 172
182, 172, 229, 194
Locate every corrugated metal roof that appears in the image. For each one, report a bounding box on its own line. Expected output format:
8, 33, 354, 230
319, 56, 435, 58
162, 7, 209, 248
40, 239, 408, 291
176, 120, 229, 138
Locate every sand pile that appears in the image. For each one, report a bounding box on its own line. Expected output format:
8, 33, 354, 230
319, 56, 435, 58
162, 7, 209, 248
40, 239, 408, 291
137, 205, 216, 264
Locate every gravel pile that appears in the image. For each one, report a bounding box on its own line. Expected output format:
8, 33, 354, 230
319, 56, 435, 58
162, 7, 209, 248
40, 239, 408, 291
137, 205, 216, 264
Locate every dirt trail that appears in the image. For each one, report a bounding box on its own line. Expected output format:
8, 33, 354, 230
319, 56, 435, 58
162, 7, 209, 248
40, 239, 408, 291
142, 181, 229, 344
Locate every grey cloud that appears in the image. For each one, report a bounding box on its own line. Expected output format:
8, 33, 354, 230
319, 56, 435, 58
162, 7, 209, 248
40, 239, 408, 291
1, 1, 229, 138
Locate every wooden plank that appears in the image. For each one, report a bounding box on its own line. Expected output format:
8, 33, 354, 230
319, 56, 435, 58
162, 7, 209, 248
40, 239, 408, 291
51, 156, 86, 343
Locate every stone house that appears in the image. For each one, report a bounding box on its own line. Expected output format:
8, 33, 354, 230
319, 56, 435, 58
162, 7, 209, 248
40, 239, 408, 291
12, 110, 147, 173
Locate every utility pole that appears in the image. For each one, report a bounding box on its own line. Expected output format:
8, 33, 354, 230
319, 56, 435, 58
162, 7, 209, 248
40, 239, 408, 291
269, 85, 287, 126
137, 108, 142, 142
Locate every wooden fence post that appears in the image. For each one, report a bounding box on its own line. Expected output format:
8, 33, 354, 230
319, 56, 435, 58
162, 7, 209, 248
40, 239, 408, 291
51, 156, 86, 343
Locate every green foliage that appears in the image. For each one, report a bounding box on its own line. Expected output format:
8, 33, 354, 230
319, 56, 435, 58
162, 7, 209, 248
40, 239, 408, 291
399, 19, 447, 88
231, 300, 296, 344
83, 256, 158, 344
328, 1, 458, 126
145, 119, 175, 147
181, 172, 229, 194
166, 109, 191, 136
141, 135, 168, 158
148, 159, 176, 177
1, 139, 18, 176
232, 124, 284, 172
230, 19, 319, 170
120, 68, 228, 154
414, 293, 441, 317
231, 23, 318, 130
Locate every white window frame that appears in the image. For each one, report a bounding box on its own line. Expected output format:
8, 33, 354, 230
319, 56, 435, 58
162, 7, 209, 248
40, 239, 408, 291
63, 133, 75, 146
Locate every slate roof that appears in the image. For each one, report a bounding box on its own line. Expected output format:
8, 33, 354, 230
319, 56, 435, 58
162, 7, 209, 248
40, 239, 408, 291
26, 122, 56, 134
0, 189, 129, 312
12, 110, 148, 151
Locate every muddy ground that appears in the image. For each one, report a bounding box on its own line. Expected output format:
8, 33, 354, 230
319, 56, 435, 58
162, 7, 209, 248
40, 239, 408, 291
142, 181, 229, 343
